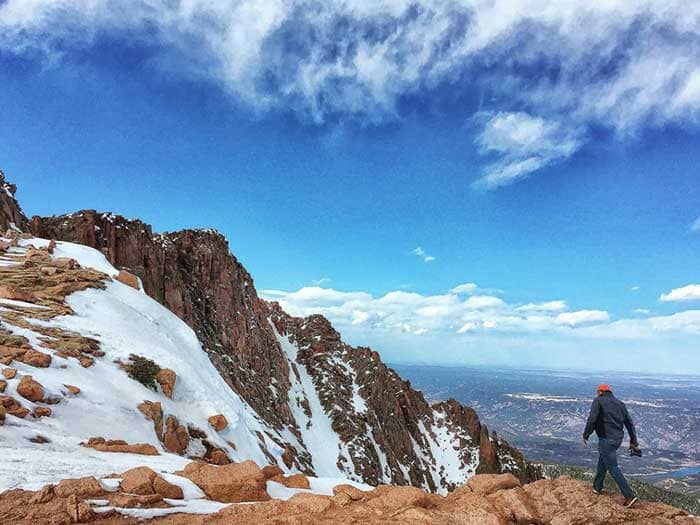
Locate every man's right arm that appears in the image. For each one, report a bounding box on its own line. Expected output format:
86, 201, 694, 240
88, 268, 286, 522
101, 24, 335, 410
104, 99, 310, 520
583, 398, 600, 440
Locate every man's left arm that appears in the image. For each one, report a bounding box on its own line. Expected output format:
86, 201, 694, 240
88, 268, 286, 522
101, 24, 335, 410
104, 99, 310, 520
623, 405, 638, 447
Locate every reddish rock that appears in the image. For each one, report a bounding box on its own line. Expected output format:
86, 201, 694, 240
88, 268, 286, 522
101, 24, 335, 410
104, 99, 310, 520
52, 257, 79, 270
179, 460, 270, 503
271, 473, 310, 490
0, 285, 37, 303
156, 368, 176, 398
209, 449, 231, 465
47, 239, 57, 254
0, 404, 5, 425
54, 476, 103, 498
119, 466, 181, 498
467, 473, 520, 496
32, 406, 51, 418
2, 368, 16, 379
18, 349, 51, 368
163, 415, 190, 455
17, 375, 44, 402
0, 379, 6, 393
208, 414, 228, 432
262, 465, 284, 480
116, 269, 140, 289
63, 384, 80, 395
82, 436, 159, 455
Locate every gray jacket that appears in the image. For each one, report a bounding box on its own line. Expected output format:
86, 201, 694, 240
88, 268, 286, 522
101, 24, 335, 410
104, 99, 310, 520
583, 391, 638, 446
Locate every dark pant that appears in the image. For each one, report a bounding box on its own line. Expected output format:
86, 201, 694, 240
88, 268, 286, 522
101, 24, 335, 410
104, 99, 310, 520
593, 438, 635, 499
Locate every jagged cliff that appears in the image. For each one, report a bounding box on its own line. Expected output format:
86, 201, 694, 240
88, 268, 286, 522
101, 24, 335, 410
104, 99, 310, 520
3, 169, 538, 491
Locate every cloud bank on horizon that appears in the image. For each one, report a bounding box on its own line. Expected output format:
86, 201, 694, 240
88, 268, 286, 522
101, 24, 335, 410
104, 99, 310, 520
262, 281, 700, 371
2, 0, 700, 187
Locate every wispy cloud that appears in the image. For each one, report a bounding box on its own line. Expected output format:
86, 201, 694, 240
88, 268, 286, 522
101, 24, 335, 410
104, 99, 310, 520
311, 277, 331, 286
411, 246, 436, 263
660, 284, 700, 303
3, 1, 700, 186
473, 112, 582, 189
449, 282, 478, 295
690, 216, 700, 232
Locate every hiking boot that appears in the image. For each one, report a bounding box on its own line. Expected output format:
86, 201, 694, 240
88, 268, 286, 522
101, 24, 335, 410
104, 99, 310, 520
592, 488, 604, 495
624, 497, 638, 509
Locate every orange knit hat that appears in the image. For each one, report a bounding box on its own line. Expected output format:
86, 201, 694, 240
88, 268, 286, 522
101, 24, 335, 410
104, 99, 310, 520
597, 384, 612, 393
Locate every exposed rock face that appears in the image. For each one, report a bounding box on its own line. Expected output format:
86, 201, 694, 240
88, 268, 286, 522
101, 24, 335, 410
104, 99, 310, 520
29, 199, 538, 490
0, 170, 29, 232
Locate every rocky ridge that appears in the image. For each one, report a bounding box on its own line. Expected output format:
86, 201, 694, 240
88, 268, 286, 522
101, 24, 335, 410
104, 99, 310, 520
15, 171, 537, 490
0, 467, 696, 524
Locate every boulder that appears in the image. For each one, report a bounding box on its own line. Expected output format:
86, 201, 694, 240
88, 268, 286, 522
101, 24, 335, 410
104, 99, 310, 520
63, 384, 80, 395
270, 473, 310, 490
262, 465, 284, 480
120, 467, 156, 495
82, 436, 159, 455
18, 349, 51, 368
0, 380, 6, 393
1, 396, 29, 418
209, 449, 231, 465
32, 406, 51, 418
2, 368, 16, 379
0, 404, 5, 425
332, 484, 367, 502
208, 414, 228, 432
52, 257, 79, 270
0, 285, 37, 303
179, 460, 270, 503
153, 475, 184, 499
163, 415, 190, 455
116, 270, 140, 289
467, 473, 520, 495
54, 477, 104, 498
17, 375, 45, 402
156, 368, 176, 398
47, 239, 57, 254
119, 466, 183, 499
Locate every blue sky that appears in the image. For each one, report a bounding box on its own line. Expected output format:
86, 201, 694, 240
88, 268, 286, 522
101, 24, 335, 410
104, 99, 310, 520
1, 0, 699, 374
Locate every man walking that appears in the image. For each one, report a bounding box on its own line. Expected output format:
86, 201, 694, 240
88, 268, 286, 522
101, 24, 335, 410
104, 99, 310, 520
583, 384, 639, 508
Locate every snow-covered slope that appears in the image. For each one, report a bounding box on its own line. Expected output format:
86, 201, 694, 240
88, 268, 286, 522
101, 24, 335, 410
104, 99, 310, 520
0, 236, 367, 496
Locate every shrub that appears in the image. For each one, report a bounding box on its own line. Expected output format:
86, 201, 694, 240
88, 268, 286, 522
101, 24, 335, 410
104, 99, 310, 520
123, 354, 161, 391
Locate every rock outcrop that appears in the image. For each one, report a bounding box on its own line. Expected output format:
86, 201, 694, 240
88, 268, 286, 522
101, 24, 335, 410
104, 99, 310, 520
0, 467, 696, 525
0, 170, 29, 232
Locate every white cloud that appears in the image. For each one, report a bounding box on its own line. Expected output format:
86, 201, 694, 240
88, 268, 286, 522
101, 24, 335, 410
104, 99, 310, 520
411, 246, 436, 263
631, 286, 640, 291
449, 282, 478, 295
262, 283, 700, 350
311, 277, 331, 286
691, 216, 700, 232
516, 300, 567, 313
556, 310, 610, 327
3, 1, 700, 185
659, 284, 700, 303
474, 112, 582, 188
633, 308, 651, 315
